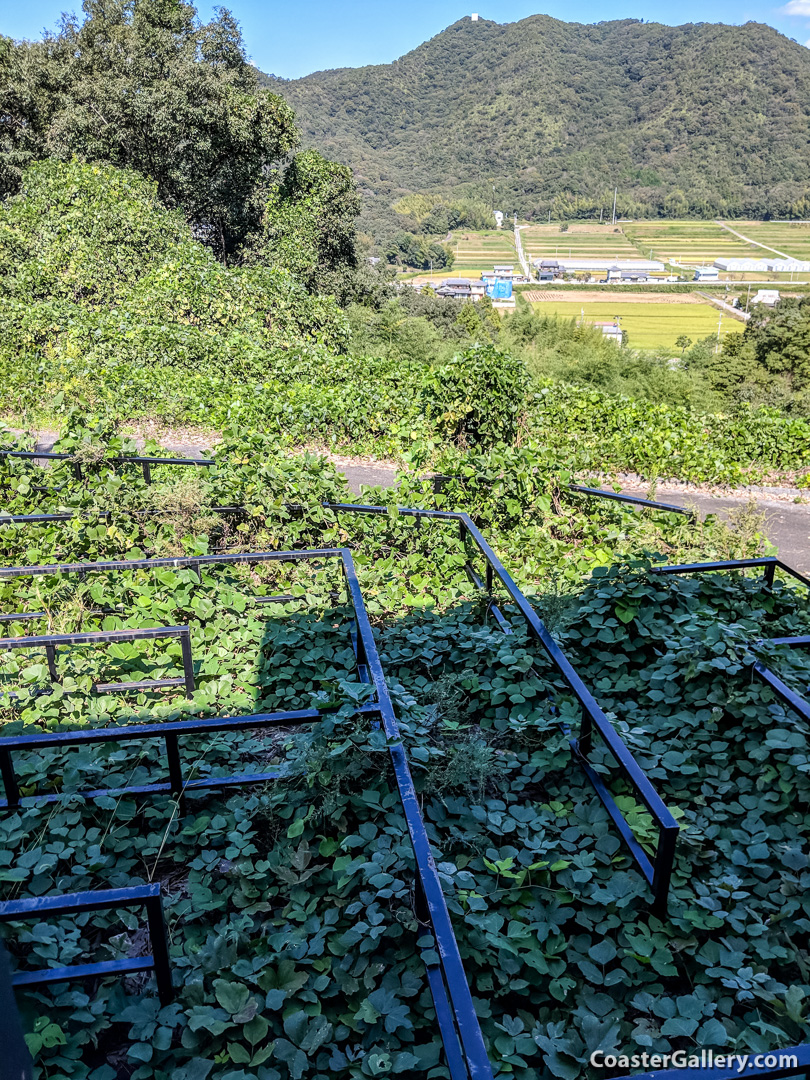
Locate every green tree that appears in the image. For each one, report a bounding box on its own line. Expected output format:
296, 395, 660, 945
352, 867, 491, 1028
0, 0, 298, 258
256, 149, 360, 298
743, 298, 810, 390
675, 335, 693, 355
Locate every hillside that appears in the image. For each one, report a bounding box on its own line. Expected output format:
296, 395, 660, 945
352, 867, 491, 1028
260, 15, 810, 230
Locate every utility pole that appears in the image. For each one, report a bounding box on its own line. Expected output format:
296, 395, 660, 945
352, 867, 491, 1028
599, 208, 603, 223
745, 282, 751, 312
548, 209, 551, 224
611, 187, 618, 226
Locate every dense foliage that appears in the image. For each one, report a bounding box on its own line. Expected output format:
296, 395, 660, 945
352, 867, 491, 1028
3, 7, 810, 1076
0, 0, 298, 257
703, 297, 810, 415
263, 15, 810, 236
383, 234, 454, 272
0, 424, 808, 1078
253, 150, 361, 300
0, 160, 349, 373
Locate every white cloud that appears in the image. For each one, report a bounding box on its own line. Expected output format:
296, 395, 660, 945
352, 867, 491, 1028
806, 36, 810, 44
782, 0, 810, 14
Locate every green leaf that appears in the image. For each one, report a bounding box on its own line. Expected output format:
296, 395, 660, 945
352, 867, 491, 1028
287, 817, 305, 838
213, 981, 250, 1017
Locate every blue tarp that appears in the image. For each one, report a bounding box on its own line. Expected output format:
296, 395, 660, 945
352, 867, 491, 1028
485, 279, 513, 299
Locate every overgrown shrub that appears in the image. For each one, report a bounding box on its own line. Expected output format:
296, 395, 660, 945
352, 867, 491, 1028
421, 345, 531, 449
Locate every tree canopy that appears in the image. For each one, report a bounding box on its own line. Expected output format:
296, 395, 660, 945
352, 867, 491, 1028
0, 0, 299, 256
256, 149, 360, 297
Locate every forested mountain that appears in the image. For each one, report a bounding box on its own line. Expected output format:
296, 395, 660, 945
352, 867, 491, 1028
259, 15, 810, 232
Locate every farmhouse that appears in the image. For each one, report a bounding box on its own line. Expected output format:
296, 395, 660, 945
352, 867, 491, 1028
752, 289, 780, 307
435, 278, 487, 300
592, 321, 623, 343
481, 264, 516, 283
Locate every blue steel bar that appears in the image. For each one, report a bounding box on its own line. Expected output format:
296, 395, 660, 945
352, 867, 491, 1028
0, 705, 379, 752
0, 507, 243, 525
340, 549, 494, 1080
0, 547, 341, 579
0, 450, 215, 467
654, 557, 810, 590
455, 514, 680, 873
754, 662, 810, 724
0, 625, 195, 699
0, 704, 381, 809
0, 884, 173, 1005
568, 484, 698, 522
611, 1045, 810, 1080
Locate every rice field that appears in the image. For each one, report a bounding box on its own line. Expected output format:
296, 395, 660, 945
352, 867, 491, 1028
521, 222, 640, 263
729, 221, 810, 261
528, 297, 745, 350
449, 229, 518, 275
621, 221, 755, 266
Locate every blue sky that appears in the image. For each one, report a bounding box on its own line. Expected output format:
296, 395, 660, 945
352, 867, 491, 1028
2, 0, 809, 77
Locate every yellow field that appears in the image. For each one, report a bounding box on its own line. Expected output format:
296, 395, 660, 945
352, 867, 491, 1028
449, 229, 517, 275
529, 298, 744, 350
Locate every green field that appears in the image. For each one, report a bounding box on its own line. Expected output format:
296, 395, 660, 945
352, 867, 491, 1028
522, 222, 641, 263
530, 299, 745, 350
449, 228, 517, 275
732, 220, 810, 261
621, 220, 755, 265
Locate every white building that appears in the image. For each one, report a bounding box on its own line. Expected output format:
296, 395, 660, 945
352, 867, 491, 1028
715, 258, 810, 273
694, 267, 720, 282
592, 321, 623, 343
752, 290, 780, 307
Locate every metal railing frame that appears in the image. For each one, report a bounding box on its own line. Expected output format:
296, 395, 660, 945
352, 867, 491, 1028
568, 483, 699, 522
323, 501, 682, 914
0, 545, 494, 1080
0, 884, 173, 1005
0, 625, 195, 698
2, 509, 809, 914
0, 449, 214, 485
753, 635, 810, 724
0, 506, 682, 914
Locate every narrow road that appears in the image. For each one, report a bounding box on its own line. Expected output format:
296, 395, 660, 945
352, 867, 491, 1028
716, 220, 791, 259
514, 226, 532, 278
695, 291, 749, 322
